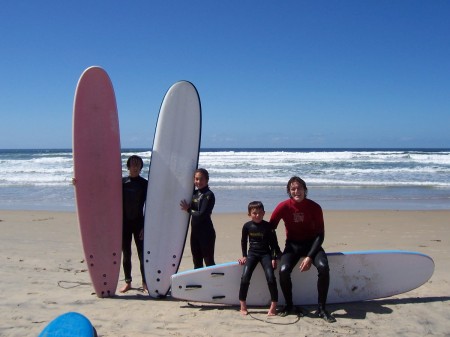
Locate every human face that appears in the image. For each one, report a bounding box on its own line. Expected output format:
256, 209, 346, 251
194, 172, 208, 190
128, 159, 142, 178
289, 181, 305, 203
249, 208, 265, 224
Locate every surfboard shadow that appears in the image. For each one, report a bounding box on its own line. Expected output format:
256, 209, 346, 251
178, 296, 450, 320
112, 293, 185, 301
327, 296, 450, 320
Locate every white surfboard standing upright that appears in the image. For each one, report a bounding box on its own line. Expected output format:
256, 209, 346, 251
144, 81, 201, 298
171, 250, 435, 305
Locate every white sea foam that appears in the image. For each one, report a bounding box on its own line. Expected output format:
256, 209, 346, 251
0, 148, 449, 211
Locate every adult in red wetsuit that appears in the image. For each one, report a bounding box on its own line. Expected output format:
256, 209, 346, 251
270, 176, 336, 322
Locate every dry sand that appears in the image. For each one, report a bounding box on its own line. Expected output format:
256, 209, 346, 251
1, 210, 449, 336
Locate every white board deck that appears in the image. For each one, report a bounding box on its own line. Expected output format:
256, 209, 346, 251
144, 81, 201, 298
171, 250, 434, 306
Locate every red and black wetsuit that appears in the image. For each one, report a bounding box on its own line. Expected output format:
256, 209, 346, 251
270, 198, 330, 308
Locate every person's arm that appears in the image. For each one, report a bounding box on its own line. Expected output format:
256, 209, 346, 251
238, 224, 249, 265
241, 224, 249, 257
299, 233, 324, 272
269, 228, 282, 259
307, 233, 324, 258
190, 191, 215, 218
269, 202, 283, 229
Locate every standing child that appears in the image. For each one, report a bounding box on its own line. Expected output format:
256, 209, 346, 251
120, 155, 148, 293
180, 168, 216, 269
238, 201, 281, 316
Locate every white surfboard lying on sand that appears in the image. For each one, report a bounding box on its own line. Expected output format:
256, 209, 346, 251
171, 250, 434, 305
144, 81, 201, 298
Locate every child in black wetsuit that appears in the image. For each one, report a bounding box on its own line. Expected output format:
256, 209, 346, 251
180, 168, 216, 269
238, 201, 281, 316
119, 155, 148, 293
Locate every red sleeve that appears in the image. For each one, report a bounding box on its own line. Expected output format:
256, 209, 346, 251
269, 200, 285, 229
311, 201, 325, 235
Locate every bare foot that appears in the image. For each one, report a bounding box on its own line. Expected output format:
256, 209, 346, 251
240, 301, 248, 316
268, 302, 277, 316
119, 283, 132, 293
142, 283, 148, 293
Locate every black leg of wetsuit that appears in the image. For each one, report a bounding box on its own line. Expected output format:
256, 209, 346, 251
133, 227, 145, 284
313, 250, 330, 307
279, 252, 299, 306
202, 231, 216, 267
190, 234, 204, 269
238, 254, 259, 301
122, 223, 133, 283
261, 254, 278, 302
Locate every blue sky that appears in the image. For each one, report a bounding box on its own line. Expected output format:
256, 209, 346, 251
1, 1, 449, 149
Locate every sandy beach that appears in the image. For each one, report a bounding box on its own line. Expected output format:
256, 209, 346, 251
1, 209, 449, 336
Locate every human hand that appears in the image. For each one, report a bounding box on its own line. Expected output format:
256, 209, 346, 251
272, 259, 277, 269
238, 257, 247, 265
299, 257, 312, 272
180, 199, 189, 211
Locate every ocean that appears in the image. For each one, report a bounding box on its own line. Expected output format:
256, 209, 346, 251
0, 148, 449, 212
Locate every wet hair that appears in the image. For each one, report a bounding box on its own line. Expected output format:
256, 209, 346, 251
126, 155, 144, 170
286, 176, 308, 198
247, 201, 265, 214
195, 168, 209, 182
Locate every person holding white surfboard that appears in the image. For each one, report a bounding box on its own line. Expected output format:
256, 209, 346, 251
180, 168, 216, 269
270, 176, 336, 323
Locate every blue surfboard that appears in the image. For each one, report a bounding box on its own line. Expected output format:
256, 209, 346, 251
38, 312, 96, 337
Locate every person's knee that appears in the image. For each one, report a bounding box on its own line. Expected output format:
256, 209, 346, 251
279, 264, 291, 279
315, 258, 330, 274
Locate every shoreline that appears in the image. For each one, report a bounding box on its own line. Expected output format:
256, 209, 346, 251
1, 209, 449, 336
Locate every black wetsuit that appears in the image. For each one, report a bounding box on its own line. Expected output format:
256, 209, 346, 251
122, 175, 148, 284
188, 186, 216, 269
239, 220, 280, 302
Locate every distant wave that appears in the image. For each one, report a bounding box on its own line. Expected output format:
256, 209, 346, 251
1, 148, 449, 211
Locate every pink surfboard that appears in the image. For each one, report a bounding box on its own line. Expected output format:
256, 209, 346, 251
73, 66, 122, 298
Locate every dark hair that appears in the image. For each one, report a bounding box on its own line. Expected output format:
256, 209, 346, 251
126, 155, 144, 170
248, 201, 264, 214
286, 176, 308, 198
195, 168, 209, 182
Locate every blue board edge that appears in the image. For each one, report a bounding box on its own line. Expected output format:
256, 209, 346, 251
38, 312, 95, 337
